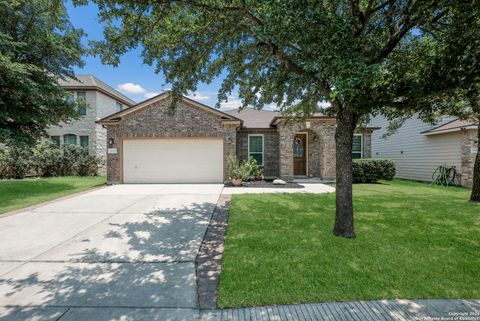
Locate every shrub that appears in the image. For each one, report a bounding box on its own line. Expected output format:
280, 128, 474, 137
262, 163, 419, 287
0, 141, 102, 179
0, 145, 33, 179
31, 140, 63, 177
243, 157, 263, 180
228, 155, 248, 181
352, 159, 396, 183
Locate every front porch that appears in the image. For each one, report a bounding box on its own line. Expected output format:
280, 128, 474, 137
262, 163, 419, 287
276, 118, 337, 182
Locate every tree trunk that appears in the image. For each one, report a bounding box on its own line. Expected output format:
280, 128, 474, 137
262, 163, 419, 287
470, 121, 480, 202
333, 106, 357, 238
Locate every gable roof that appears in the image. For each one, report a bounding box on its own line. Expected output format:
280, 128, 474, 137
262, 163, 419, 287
59, 75, 136, 106
421, 118, 478, 136
224, 107, 278, 128
98, 91, 242, 124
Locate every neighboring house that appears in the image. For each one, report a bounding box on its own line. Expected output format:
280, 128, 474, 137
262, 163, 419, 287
371, 115, 478, 188
98, 91, 376, 184
47, 75, 135, 161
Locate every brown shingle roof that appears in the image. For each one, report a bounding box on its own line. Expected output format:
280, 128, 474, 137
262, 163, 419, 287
223, 107, 278, 128
421, 118, 478, 135
59, 75, 136, 106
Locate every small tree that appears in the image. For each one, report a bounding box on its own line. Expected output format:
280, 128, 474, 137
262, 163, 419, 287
86, 0, 464, 237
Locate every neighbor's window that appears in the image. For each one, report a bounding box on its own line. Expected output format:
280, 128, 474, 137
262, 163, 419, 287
67, 92, 75, 103
352, 134, 363, 159
248, 134, 264, 166
64, 134, 77, 145
80, 136, 89, 149
50, 136, 60, 146
77, 92, 87, 115
115, 102, 123, 112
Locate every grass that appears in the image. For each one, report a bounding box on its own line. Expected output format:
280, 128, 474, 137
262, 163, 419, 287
218, 179, 480, 308
0, 176, 106, 214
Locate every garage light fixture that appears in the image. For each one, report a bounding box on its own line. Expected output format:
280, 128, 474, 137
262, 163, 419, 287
108, 138, 114, 146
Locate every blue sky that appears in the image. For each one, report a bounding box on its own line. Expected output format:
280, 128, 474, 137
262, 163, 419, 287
66, 1, 242, 109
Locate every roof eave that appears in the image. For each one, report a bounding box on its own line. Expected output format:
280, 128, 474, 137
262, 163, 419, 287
422, 125, 477, 136
61, 85, 135, 106
98, 91, 241, 123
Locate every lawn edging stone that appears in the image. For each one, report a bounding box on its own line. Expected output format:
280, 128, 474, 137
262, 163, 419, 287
195, 194, 231, 310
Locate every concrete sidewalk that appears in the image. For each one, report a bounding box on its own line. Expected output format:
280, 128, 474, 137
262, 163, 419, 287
201, 299, 480, 321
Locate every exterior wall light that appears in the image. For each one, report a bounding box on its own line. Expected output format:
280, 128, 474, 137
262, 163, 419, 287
108, 138, 114, 146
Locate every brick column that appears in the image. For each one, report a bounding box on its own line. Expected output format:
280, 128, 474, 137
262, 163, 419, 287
278, 124, 295, 181
314, 122, 336, 180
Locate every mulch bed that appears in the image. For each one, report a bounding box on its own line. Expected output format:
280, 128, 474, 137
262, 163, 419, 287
195, 194, 231, 310
224, 180, 304, 188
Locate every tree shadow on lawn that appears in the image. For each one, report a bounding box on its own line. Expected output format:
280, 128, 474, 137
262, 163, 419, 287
0, 202, 214, 321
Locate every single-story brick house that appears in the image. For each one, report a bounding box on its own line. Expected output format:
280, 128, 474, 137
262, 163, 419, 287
98, 91, 377, 184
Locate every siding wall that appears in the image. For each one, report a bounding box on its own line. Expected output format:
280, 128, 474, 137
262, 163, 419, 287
46, 90, 129, 163
370, 115, 462, 182
47, 90, 97, 155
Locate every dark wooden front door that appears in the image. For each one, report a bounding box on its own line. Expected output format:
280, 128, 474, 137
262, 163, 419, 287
293, 134, 306, 176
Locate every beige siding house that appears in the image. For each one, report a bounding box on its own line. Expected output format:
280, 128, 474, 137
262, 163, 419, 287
47, 75, 135, 162
371, 115, 478, 188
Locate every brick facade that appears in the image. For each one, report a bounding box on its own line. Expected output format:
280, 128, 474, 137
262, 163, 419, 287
104, 97, 238, 184
236, 129, 279, 177
277, 119, 337, 181
101, 96, 377, 184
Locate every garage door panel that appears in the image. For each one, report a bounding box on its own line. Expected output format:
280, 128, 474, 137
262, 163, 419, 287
123, 139, 223, 184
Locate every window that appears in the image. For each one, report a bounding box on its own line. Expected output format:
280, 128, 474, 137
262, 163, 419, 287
77, 92, 87, 115
80, 136, 89, 149
248, 134, 264, 166
115, 102, 123, 112
64, 134, 77, 145
50, 136, 60, 146
67, 92, 75, 103
352, 134, 363, 159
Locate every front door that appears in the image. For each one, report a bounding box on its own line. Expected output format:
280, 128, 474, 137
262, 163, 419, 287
293, 134, 306, 176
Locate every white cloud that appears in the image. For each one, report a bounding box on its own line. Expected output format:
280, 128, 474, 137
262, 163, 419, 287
220, 95, 243, 109
186, 91, 210, 101
144, 92, 159, 99
318, 101, 331, 108
117, 83, 146, 94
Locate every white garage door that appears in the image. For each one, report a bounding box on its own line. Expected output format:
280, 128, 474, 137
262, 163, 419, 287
123, 138, 223, 183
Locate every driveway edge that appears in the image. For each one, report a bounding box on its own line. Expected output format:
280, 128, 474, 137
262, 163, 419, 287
195, 194, 231, 310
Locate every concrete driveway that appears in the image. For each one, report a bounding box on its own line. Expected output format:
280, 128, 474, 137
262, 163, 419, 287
0, 184, 223, 321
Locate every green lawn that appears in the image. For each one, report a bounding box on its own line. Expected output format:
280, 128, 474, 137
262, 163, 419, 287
218, 180, 480, 308
0, 176, 106, 214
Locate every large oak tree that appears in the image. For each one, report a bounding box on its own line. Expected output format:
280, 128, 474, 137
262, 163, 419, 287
87, 0, 464, 237
0, 0, 85, 145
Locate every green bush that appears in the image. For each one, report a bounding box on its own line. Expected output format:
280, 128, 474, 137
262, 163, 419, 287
352, 159, 396, 183
0, 145, 32, 179
228, 155, 248, 180
243, 157, 263, 180
0, 141, 102, 179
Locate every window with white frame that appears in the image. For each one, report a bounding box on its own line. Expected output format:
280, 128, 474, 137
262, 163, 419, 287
115, 102, 123, 112
352, 134, 363, 159
248, 134, 264, 166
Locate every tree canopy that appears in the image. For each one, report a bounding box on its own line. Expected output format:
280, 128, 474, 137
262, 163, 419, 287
381, 1, 480, 202
86, 0, 470, 237
0, 0, 85, 144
